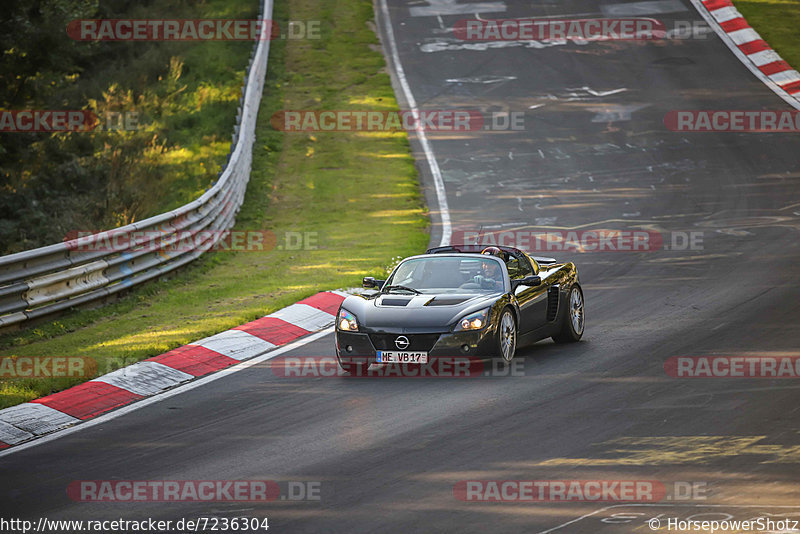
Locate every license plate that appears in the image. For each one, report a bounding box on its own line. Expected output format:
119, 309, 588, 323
377, 351, 428, 363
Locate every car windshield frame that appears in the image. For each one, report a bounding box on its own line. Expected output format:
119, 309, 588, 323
382, 254, 509, 294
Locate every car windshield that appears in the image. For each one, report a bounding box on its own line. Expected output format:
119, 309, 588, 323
384, 256, 506, 294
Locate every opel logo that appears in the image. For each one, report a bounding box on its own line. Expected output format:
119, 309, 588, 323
395, 336, 410, 350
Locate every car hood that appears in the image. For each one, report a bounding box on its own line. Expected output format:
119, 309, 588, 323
340, 292, 499, 333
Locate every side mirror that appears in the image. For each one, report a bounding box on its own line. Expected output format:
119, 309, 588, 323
363, 276, 385, 289
519, 275, 541, 287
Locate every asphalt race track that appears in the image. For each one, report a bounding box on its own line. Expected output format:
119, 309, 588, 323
3, 0, 800, 532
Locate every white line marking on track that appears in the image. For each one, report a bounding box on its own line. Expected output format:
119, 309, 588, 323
409, 0, 506, 17
380, 0, 452, 246
566, 86, 628, 97
446, 75, 517, 84
489, 12, 603, 20
602, 0, 687, 16
537, 504, 800, 534
420, 38, 578, 53
0, 328, 333, 458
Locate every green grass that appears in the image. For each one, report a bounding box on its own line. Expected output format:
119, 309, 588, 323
86, 0, 265, 218
0, 0, 429, 409
0, 0, 262, 253
734, 0, 800, 69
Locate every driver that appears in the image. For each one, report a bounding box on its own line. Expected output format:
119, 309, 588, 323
472, 247, 505, 290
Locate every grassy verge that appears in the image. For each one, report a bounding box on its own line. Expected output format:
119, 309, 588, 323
734, 0, 800, 69
0, 0, 429, 409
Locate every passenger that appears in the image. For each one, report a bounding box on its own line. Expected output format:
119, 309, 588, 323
472, 247, 506, 290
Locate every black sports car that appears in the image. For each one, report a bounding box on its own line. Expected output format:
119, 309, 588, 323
334, 245, 584, 374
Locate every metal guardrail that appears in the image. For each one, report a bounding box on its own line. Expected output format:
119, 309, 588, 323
0, 0, 274, 328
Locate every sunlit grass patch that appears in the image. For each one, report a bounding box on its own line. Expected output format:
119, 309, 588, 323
734, 0, 800, 69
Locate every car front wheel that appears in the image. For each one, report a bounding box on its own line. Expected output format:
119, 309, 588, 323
497, 308, 517, 362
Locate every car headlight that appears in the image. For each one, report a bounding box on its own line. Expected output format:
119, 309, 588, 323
454, 308, 490, 331
337, 309, 359, 331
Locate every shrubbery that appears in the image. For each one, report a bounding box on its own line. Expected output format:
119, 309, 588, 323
0, 0, 255, 254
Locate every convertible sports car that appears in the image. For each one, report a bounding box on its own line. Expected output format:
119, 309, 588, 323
334, 245, 584, 374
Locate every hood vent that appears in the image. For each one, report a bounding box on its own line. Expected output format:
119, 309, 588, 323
380, 298, 412, 306
424, 297, 470, 306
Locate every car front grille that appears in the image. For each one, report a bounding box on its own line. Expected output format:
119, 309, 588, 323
369, 334, 441, 352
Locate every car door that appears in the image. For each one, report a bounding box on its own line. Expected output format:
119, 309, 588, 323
507, 253, 549, 334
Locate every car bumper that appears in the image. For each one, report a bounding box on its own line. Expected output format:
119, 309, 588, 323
335, 328, 497, 365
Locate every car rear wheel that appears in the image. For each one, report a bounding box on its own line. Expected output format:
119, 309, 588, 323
497, 308, 517, 362
553, 285, 584, 343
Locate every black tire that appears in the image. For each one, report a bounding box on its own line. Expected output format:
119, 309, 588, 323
553, 285, 584, 343
496, 308, 517, 362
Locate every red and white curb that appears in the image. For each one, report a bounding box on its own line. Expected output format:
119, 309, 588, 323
0, 291, 347, 450
692, 0, 800, 110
